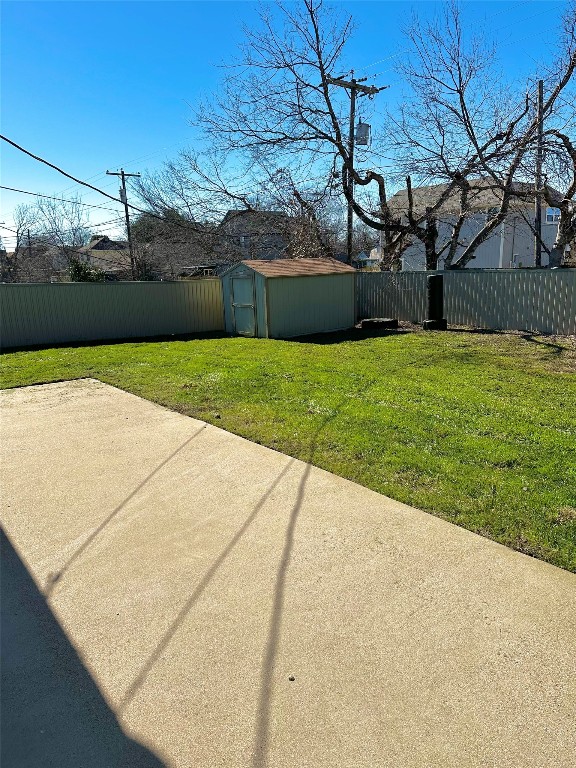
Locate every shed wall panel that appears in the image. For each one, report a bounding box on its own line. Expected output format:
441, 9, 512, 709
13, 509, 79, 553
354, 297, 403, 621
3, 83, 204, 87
255, 273, 268, 338
266, 274, 355, 338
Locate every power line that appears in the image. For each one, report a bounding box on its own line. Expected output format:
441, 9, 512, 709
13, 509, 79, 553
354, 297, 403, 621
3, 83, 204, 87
356, 3, 554, 80
355, 51, 410, 77
0, 218, 125, 249
0, 134, 189, 230
0, 134, 346, 245
1, 217, 123, 238
53, 142, 185, 198
3, 215, 124, 233
0, 185, 122, 213
0, 135, 129, 204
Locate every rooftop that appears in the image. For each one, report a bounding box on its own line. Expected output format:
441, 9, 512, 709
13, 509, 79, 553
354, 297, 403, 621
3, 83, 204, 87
388, 180, 564, 217
238, 257, 355, 277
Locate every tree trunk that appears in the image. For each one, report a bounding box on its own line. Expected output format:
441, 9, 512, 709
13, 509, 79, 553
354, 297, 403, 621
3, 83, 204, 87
549, 204, 576, 267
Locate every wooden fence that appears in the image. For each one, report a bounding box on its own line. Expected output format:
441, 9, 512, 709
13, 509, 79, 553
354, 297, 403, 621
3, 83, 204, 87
0, 280, 225, 349
357, 269, 576, 335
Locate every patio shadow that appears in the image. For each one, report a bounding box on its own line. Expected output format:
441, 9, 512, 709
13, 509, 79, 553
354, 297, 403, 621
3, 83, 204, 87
252, 400, 351, 768
0, 528, 166, 768
118, 457, 296, 714
46, 424, 207, 595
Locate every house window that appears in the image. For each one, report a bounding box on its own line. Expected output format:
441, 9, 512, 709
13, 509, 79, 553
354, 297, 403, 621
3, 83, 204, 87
546, 207, 561, 223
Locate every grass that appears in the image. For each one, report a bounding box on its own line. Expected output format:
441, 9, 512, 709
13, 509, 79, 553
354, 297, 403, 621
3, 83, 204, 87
2, 327, 575, 572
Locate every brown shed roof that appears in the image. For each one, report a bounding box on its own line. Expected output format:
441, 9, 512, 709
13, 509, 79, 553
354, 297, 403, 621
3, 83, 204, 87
240, 258, 355, 277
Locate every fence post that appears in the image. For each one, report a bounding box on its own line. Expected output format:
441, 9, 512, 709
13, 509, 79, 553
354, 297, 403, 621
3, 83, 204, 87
423, 274, 447, 330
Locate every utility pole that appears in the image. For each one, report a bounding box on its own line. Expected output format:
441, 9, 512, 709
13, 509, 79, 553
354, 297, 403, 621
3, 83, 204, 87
534, 79, 544, 268
27, 228, 32, 259
326, 74, 388, 264
106, 168, 141, 279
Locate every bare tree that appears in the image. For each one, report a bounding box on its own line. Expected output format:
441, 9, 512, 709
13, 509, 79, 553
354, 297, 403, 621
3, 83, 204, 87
195, 0, 409, 263
387, 0, 576, 268
194, 0, 575, 268
34, 194, 91, 265
540, 2, 576, 265
133, 149, 341, 265
1, 204, 49, 282
132, 0, 574, 271
2, 196, 114, 281
129, 207, 215, 279
130, 1, 400, 265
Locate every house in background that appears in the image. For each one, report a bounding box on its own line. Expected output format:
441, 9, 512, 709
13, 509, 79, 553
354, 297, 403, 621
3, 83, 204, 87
218, 210, 293, 261
387, 181, 564, 270
1, 243, 77, 282
77, 236, 132, 277
353, 250, 382, 270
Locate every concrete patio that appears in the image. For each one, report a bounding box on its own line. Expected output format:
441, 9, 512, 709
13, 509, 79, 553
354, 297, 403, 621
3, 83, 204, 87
1, 378, 575, 767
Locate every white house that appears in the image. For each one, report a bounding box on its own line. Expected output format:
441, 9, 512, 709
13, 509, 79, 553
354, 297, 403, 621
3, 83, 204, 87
386, 181, 563, 270
353, 250, 382, 269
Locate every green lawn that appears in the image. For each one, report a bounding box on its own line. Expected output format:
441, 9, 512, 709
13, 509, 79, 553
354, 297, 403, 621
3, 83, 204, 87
2, 328, 575, 571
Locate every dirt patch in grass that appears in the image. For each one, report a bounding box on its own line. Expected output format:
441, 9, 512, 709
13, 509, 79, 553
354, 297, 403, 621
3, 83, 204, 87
554, 506, 576, 525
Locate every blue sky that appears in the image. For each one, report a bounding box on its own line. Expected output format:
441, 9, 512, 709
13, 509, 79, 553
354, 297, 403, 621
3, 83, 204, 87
0, 0, 565, 246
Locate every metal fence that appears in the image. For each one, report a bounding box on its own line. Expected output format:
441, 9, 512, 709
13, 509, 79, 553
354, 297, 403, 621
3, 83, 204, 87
0, 280, 225, 349
2, 270, 575, 349
357, 269, 576, 335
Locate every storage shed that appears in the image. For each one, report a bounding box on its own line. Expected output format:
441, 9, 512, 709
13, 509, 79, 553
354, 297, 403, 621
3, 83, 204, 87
222, 258, 356, 338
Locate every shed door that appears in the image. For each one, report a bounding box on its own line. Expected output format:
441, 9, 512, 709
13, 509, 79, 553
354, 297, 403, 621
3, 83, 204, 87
232, 276, 256, 337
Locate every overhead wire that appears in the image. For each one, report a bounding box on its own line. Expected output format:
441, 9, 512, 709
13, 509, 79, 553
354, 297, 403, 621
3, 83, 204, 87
0, 185, 123, 213
0, 134, 199, 231
0, 135, 131, 204
53, 141, 186, 198
0, 135, 275, 244
0, 217, 125, 249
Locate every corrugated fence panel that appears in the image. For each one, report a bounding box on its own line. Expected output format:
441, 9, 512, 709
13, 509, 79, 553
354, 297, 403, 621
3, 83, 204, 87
356, 272, 429, 322
2, 272, 574, 348
357, 270, 576, 335
0, 280, 225, 349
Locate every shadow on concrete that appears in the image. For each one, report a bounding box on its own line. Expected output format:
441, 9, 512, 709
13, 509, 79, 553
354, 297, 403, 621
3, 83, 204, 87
46, 424, 207, 596
0, 528, 166, 768
251, 462, 311, 768
118, 457, 296, 713
251, 403, 347, 768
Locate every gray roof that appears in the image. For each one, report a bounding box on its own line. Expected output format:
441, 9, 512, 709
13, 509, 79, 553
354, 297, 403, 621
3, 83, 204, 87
388, 180, 564, 217
219, 209, 292, 228
79, 236, 128, 253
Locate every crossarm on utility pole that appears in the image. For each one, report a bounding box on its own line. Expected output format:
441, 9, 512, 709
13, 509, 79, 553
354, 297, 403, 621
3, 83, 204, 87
326, 77, 386, 96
